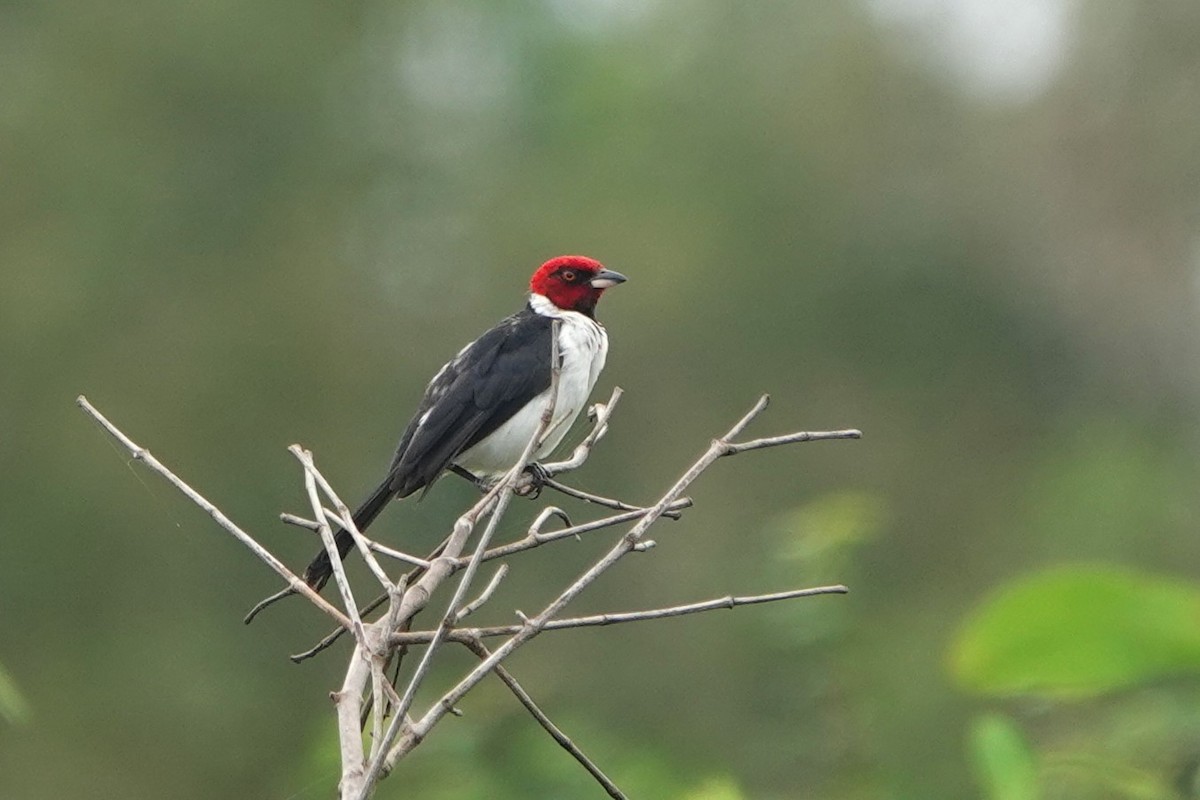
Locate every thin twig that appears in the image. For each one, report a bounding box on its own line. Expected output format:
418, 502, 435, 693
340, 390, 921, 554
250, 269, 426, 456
449, 498, 693, 568
280, 512, 320, 531
461, 637, 627, 800
365, 541, 431, 569
291, 591, 389, 663
391, 584, 850, 645
722, 428, 862, 454
540, 387, 622, 476
455, 565, 509, 623
529, 506, 572, 534
76, 395, 352, 631
542, 478, 687, 519
368, 654, 387, 761
296, 448, 365, 645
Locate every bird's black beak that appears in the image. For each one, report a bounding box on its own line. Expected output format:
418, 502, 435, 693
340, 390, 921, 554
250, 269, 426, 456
590, 269, 627, 289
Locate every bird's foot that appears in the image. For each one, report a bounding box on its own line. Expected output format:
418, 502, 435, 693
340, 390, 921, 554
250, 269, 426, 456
517, 462, 551, 498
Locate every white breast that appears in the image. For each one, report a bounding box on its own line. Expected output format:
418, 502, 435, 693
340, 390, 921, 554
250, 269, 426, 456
455, 293, 609, 476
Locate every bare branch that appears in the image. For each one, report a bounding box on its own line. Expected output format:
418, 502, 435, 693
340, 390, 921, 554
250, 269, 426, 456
455, 565, 509, 623
76, 395, 353, 631
333, 647, 371, 799
542, 478, 688, 519
391, 584, 849, 645
540, 387, 622, 476
722, 428, 862, 454
296, 447, 365, 645
280, 512, 320, 531
364, 541, 432, 570
461, 637, 627, 800
529, 506, 572, 534
725, 393, 771, 440
450, 498, 693, 567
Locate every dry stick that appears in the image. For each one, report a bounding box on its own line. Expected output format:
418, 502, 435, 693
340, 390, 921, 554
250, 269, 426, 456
364, 323, 565, 798
529, 505, 573, 534
368, 655, 387, 761
461, 637, 628, 800
540, 386, 622, 475
380, 395, 861, 773
296, 450, 366, 645
293, 592, 388, 663
455, 564, 509, 623
364, 541, 431, 569
449, 499, 692, 567
390, 584, 850, 645
75, 395, 353, 631
280, 512, 321, 531
333, 644, 373, 799
542, 478, 686, 519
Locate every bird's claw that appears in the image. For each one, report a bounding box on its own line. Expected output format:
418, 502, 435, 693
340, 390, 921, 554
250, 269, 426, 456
517, 462, 551, 498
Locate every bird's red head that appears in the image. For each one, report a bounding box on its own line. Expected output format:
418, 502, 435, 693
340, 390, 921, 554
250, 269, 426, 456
529, 255, 627, 317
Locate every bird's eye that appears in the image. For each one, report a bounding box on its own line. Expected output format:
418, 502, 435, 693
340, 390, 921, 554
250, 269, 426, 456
560, 270, 576, 282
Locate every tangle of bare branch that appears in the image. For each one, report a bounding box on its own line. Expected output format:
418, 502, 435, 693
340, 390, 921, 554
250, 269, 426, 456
78, 384, 860, 800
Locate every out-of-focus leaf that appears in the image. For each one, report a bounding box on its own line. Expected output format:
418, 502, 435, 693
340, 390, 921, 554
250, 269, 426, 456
969, 714, 1038, 800
0, 662, 30, 725
951, 565, 1200, 698
773, 490, 887, 562
1044, 754, 1176, 800
683, 775, 745, 800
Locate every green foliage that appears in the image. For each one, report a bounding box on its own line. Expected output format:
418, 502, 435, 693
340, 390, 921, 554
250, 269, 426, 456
951, 565, 1200, 698
682, 775, 747, 800
969, 714, 1038, 800
772, 490, 887, 565
1043, 754, 1181, 800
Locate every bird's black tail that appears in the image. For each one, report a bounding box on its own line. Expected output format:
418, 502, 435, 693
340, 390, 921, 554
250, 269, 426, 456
243, 476, 395, 624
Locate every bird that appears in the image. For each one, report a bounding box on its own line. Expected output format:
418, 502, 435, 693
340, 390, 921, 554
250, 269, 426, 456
245, 255, 627, 622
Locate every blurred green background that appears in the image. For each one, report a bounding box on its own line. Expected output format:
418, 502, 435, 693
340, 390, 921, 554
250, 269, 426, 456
5, 1, 1200, 798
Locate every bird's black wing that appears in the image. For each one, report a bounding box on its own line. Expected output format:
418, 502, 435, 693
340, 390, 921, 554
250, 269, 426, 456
385, 306, 554, 498
264, 306, 553, 608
